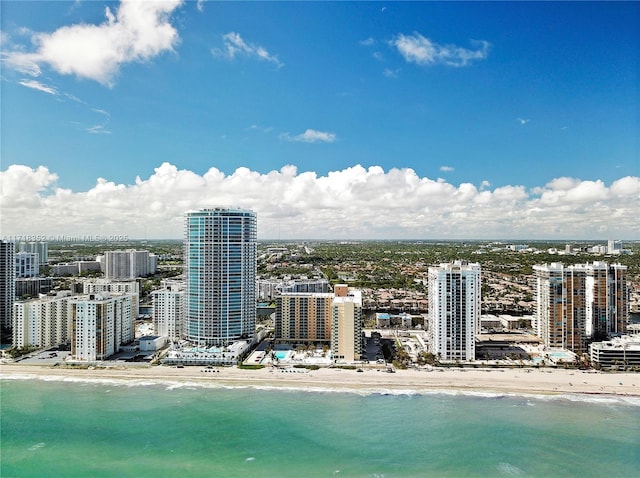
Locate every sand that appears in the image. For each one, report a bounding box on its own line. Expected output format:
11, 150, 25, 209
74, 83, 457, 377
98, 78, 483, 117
1, 362, 639, 398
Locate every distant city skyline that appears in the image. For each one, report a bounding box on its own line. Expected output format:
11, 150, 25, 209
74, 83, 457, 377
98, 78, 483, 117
1, 1, 638, 240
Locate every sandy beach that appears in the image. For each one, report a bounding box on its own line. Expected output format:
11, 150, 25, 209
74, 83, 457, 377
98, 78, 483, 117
2, 363, 639, 399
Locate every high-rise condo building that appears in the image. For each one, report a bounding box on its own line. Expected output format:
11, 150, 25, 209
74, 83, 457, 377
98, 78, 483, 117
331, 284, 363, 362
0, 241, 16, 328
18, 241, 48, 264
15, 252, 39, 278
104, 249, 151, 280
13, 292, 73, 348
153, 281, 185, 341
71, 293, 136, 361
184, 208, 257, 346
275, 292, 334, 344
82, 279, 140, 320
428, 261, 481, 362
534, 262, 628, 353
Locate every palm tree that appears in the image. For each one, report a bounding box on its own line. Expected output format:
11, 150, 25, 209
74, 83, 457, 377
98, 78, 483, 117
269, 351, 280, 367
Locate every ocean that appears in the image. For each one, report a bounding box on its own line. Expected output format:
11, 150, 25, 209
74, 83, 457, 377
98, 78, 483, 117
1, 376, 638, 477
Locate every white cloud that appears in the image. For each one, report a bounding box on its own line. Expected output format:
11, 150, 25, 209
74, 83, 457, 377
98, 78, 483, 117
1, 163, 638, 240
212, 32, 283, 68
281, 129, 337, 143
3, 0, 183, 86
440, 166, 454, 172
360, 37, 375, 47
18, 79, 58, 95
87, 125, 111, 134
196, 0, 206, 13
390, 32, 490, 67
383, 68, 399, 78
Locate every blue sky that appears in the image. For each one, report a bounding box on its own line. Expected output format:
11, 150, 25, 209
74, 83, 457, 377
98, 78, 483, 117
1, 1, 638, 240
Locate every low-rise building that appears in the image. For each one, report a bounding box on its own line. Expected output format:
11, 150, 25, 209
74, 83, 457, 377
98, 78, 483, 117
589, 336, 640, 369
139, 335, 167, 352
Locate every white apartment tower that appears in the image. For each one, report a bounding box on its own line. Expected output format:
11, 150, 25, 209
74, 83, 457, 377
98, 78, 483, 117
82, 279, 140, 317
331, 284, 363, 362
184, 208, 257, 346
152, 282, 185, 341
104, 250, 150, 280
15, 252, 39, 278
71, 293, 135, 361
12, 293, 73, 348
19, 241, 48, 264
428, 261, 481, 362
1, 241, 15, 328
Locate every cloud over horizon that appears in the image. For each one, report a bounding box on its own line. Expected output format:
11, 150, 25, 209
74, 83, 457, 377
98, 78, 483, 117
1, 163, 638, 241
280, 129, 337, 143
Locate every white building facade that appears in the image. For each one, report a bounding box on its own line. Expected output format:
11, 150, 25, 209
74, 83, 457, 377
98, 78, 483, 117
18, 241, 48, 264
104, 250, 151, 280
152, 282, 185, 341
71, 293, 136, 361
15, 252, 39, 278
331, 285, 363, 363
12, 293, 73, 348
428, 261, 481, 362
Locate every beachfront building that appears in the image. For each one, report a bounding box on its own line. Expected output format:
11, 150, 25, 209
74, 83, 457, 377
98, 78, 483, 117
331, 285, 363, 362
12, 292, 73, 348
82, 279, 140, 320
15, 252, 39, 278
70, 293, 136, 361
589, 335, 640, 369
0, 241, 16, 328
152, 281, 185, 341
275, 292, 334, 345
18, 241, 48, 264
427, 261, 481, 362
184, 208, 257, 347
104, 249, 153, 279
534, 262, 628, 354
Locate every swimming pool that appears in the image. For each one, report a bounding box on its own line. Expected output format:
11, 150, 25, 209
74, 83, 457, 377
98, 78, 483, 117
274, 351, 291, 360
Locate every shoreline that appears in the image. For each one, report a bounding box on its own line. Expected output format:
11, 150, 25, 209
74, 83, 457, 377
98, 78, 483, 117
2, 363, 639, 401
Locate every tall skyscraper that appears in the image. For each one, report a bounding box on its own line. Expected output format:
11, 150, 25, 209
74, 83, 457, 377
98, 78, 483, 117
184, 208, 257, 346
534, 261, 628, 353
428, 261, 481, 362
331, 285, 363, 362
153, 281, 185, 341
1, 241, 16, 329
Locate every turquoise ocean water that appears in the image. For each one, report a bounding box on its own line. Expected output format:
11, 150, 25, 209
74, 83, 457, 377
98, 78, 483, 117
1, 376, 638, 478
